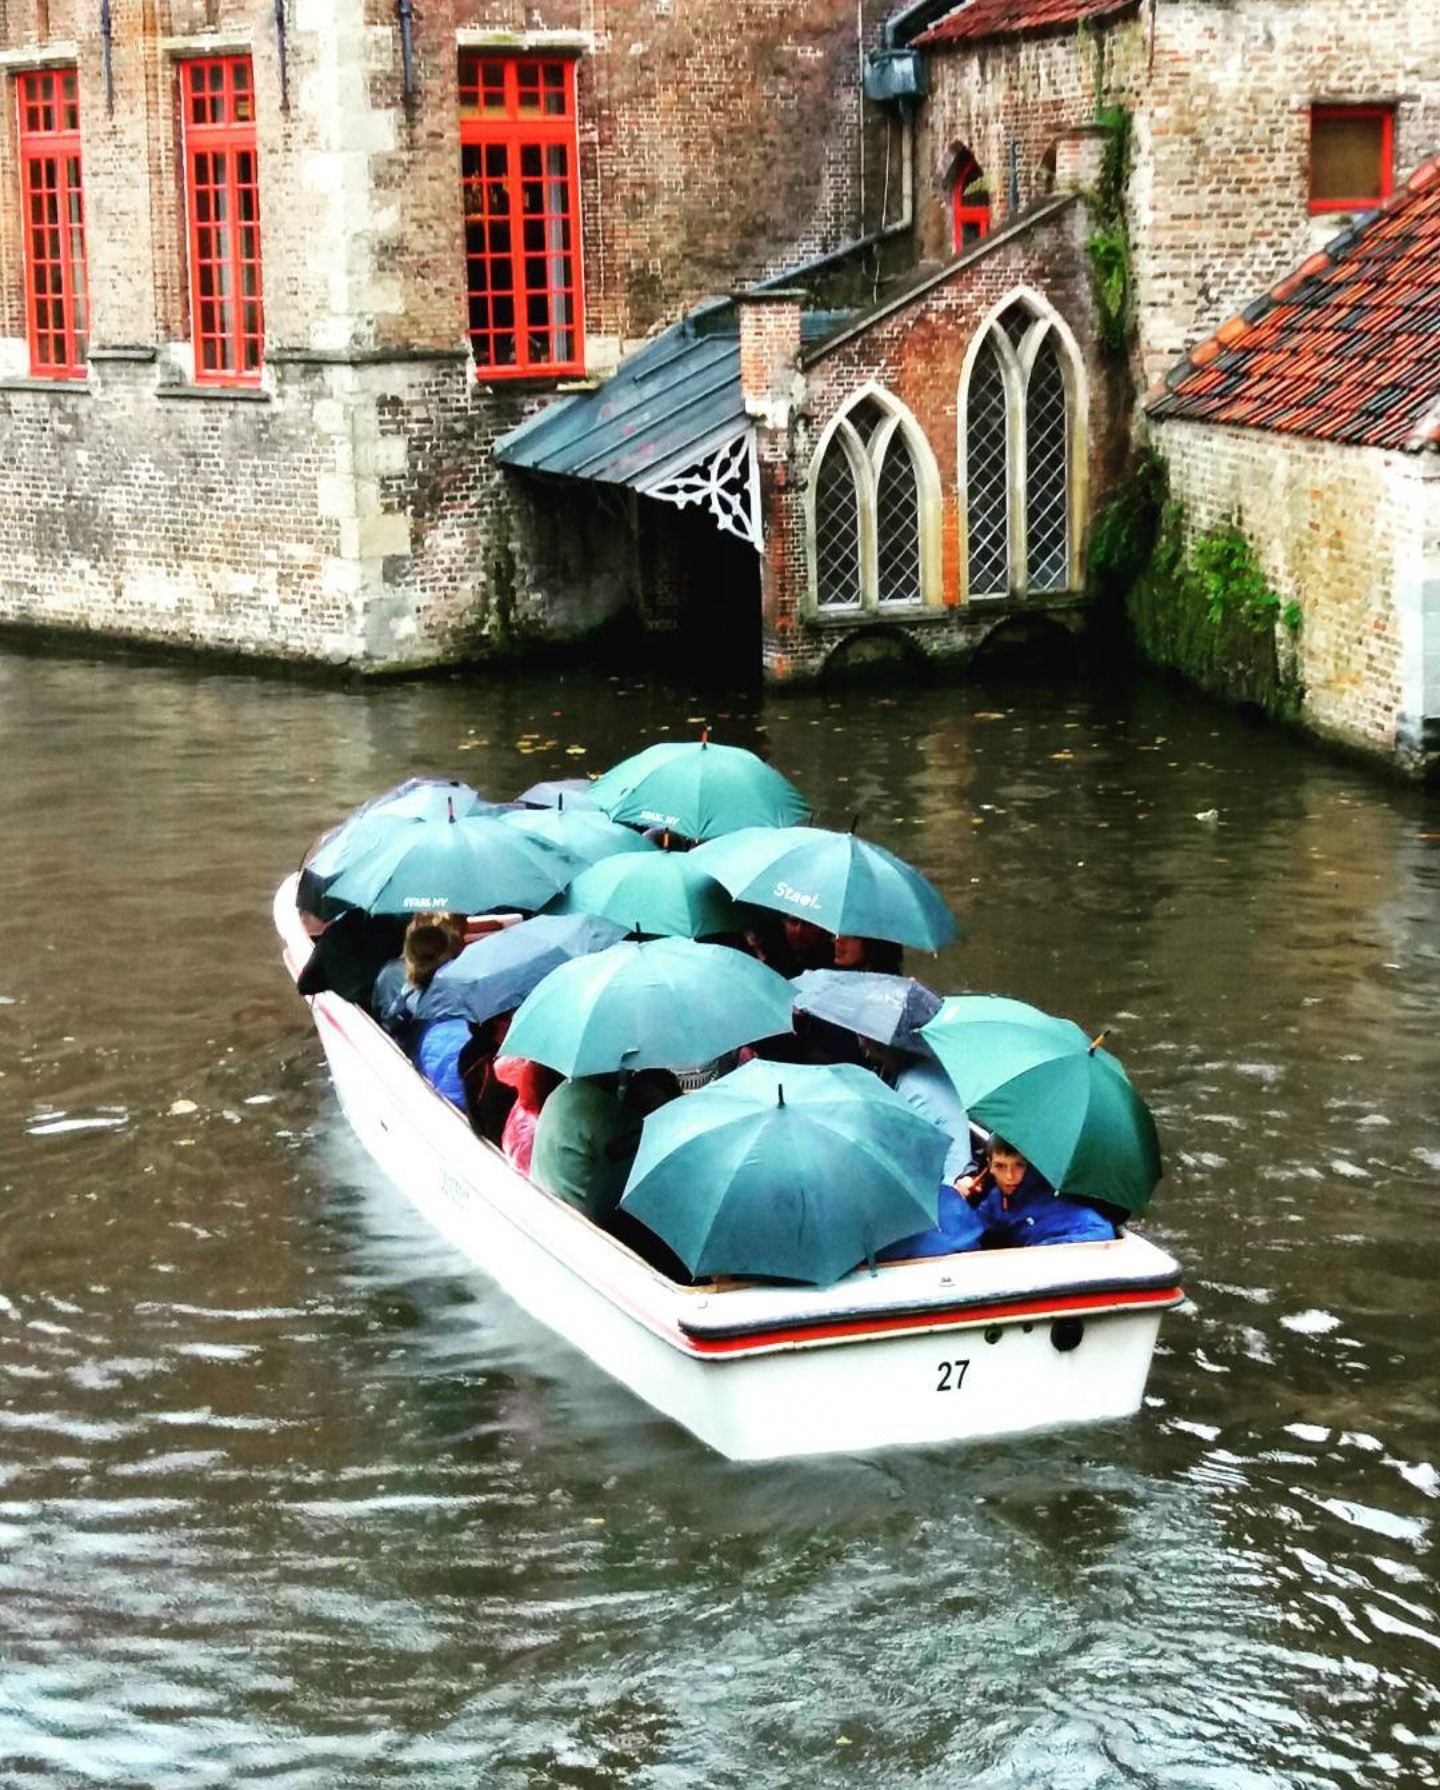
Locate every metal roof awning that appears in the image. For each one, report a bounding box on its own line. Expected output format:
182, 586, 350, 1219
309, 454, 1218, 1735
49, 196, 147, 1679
494, 300, 851, 550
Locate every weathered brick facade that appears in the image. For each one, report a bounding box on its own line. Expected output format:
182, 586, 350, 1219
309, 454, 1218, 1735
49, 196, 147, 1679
916, 0, 1440, 384
0, 0, 888, 665
1154, 419, 1440, 769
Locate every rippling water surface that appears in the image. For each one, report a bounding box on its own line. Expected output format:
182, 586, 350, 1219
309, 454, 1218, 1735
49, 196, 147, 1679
1, 647, 1437, 1789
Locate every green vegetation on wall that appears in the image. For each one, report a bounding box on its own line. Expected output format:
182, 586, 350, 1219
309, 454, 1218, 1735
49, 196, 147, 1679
1087, 104, 1133, 356
1091, 456, 1303, 718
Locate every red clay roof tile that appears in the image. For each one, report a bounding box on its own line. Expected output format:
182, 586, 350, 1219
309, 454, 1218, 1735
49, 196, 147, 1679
1149, 151, 1440, 451
915, 0, 1138, 48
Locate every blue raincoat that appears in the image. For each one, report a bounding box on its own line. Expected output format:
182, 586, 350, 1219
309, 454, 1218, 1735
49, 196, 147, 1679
974, 1165, 1116, 1248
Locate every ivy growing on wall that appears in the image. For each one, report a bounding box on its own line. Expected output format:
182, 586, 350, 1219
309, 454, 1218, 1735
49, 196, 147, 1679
1087, 104, 1133, 356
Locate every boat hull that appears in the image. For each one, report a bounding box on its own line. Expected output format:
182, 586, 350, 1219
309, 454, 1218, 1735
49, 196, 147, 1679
280, 881, 1183, 1461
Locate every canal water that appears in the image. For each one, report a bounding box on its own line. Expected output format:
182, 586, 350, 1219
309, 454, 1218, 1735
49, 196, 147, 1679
1, 645, 1437, 1790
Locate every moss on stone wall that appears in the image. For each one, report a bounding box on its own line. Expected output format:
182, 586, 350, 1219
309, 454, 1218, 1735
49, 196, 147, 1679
1096, 456, 1304, 718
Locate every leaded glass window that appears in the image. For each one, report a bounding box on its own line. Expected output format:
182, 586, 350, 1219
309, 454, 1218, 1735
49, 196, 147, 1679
966, 340, 1010, 596
1025, 337, 1069, 591
814, 438, 862, 608
876, 433, 922, 606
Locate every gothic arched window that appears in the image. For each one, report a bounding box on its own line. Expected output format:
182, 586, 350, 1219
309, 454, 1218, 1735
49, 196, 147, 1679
958, 292, 1084, 600
806, 385, 942, 617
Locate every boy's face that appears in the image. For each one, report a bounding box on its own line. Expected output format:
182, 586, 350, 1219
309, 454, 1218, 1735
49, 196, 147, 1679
990, 1149, 1028, 1196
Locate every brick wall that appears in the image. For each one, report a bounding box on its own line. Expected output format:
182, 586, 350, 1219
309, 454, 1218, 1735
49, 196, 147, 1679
762, 201, 1112, 681
918, 0, 1440, 386
0, 0, 887, 665
1153, 417, 1433, 760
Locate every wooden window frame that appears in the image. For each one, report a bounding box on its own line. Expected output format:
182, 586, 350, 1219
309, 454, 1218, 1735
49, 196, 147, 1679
16, 67, 89, 380
950, 151, 991, 253
1308, 105, 1394, 215
180, 55, 264, 386
459, 52, 585, 380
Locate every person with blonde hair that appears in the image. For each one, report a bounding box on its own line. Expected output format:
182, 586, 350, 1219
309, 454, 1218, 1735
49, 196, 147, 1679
374, 912, 464, 1041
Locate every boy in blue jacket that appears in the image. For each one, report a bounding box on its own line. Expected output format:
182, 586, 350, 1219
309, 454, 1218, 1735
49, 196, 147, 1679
962, 1137, 1116, 1248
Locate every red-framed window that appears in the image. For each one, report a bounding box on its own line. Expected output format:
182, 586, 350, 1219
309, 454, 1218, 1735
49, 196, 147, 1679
1309, 106, 1394, 214
16, 68, 89, 379
180, 56, 264, 384
951, 151, 991, 253
459, 53, 584, 378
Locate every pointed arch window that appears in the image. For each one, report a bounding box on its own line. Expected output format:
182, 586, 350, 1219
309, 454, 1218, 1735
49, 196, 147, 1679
806, 386, 942, 616
959, 293, 1084, 600
951, 150, 991, 252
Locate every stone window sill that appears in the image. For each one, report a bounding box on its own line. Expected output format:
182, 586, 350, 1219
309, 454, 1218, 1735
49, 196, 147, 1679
156, 383, 272, 403
803, 604, 950, 629
0, 376, 91, 394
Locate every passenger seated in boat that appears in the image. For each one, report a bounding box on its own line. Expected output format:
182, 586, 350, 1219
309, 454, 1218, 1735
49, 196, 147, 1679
959, 1138, 1117, 1248
296, 908, 408, 1011
493, 1054, 563, 1175
783, 916, 835, 972
458, 1011, 518, 1142
374, 913, 464, 1040
833, 934, 904, 976
877, 1183, 985, 1261
530, 1075, 635, 1222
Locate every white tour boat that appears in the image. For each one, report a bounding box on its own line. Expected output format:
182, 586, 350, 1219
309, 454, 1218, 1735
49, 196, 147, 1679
277, 877, 1184, 1461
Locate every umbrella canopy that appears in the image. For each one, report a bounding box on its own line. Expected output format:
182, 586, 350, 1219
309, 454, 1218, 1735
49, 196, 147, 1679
517, 778, 599, 810
324, 814, 579, 917
791, 970, 943, 1054
307, 781, 498, 884
588, 738, 810, 840
690, 826, 958, 950
919, 995, 1163, 1215
555, 851, 744, 939
502, 806, 658, 869
619, 1059, 947, 1286
503, 937, 794, 1077
416, 913, 626, 1025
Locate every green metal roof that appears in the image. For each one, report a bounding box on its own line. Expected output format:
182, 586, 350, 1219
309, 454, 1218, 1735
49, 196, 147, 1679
494, 299, 852, 490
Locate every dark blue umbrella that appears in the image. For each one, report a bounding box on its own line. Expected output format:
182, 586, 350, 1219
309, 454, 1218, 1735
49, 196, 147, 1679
416, 913, 627, 1024
791, 970, 943, 1053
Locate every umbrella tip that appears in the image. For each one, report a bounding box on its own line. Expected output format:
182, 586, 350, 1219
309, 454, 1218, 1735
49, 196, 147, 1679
849, 811, 861, 835
776, 1082, 785, 1108
700, 726, 710, 746
1088, 1027, 1111, 1056
558, 792, 565, 811
447, 795, 455, 823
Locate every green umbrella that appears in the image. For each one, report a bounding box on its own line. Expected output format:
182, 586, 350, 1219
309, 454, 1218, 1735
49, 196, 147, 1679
325, 813, 579, 916
502, 806, 659, 869
619, 1060, 947, 1286
589, 737, 810, 840
503, 937, 794, 1077
690, 826, 958, 950
919, 995, 1163, 1215
554, 851, 744, 939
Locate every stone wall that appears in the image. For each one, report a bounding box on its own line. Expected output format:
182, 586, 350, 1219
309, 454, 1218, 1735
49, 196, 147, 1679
0, 0, 886, 666
1153, 418, 1440, 768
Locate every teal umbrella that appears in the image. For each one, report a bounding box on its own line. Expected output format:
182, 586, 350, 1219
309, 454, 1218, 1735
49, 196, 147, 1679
589, 737, 810, 840
325, 813, 579, 916
919, 995, 1163, 1215
619, 1060, 947, 1286
555, 851, 744, 939
502, 806, 659, 869
306, 781, 497, 886
503, 937, 794, 1077
690, 826, 958, 950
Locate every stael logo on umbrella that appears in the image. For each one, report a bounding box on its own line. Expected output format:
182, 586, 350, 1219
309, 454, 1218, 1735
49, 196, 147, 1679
773, 881, 821, 910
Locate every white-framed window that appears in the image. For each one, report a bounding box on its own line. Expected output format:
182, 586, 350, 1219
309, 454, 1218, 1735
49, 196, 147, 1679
806, 384, 943, 614
958, 289, 1086, 600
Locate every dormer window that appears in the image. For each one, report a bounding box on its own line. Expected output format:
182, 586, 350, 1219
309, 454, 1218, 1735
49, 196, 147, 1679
1309, 106, 1394, 214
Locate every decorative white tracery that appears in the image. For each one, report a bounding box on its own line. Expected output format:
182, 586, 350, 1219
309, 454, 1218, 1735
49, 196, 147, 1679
957, 287, 1088, 600
804, 382, 943, 616
634, 429, 763, 551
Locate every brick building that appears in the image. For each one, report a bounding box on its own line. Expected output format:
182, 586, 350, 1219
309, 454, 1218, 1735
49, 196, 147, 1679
0, 0, 888, 666
0, 0, 1436, 772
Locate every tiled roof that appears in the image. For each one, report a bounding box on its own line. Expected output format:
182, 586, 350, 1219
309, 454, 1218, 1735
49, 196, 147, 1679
1148, 153, 1440, 453
915, 0, 1138, 49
